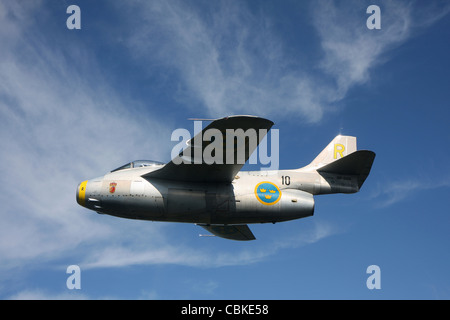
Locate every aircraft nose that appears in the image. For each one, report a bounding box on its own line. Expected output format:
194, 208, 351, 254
76, 180, 88, 207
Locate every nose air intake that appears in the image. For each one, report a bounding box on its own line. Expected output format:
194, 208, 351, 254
76, 180, 88, 207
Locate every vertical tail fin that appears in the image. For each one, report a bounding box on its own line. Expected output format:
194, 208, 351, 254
300, 135, 376, 194
307, 135, 357, 170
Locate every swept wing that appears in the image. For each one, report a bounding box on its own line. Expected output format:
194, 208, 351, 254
143, 115, 274, 183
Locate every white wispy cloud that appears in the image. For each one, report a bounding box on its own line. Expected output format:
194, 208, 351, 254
79, 220, 339, 269
121, 0, 326, 122
0, 2, 171, 272
313, 0, 412, 99
370, 177, 450, 208
315, 0, 450, 100
8, 289, 89, 300
118, 0, 449, 123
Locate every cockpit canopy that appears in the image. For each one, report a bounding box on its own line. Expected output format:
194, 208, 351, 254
111, 160, 165, 172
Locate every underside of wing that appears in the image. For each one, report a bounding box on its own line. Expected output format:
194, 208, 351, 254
198, 224, 256, 241
143, 115, 274, 183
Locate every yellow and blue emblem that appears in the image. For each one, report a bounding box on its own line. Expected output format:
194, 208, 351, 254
254, 181, 281, 205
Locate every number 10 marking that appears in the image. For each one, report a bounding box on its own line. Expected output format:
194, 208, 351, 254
281, 176, 290, 185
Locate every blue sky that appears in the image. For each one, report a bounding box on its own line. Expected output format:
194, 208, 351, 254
0, 0, 449, 300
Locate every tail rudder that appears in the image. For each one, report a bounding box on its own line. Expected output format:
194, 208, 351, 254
297, 135, 375, 194
300, 135, 375, 194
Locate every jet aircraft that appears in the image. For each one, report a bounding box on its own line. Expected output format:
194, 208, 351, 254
76, 115, 375, 240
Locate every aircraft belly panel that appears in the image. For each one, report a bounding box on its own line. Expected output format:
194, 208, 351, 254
166, 188, 209, 223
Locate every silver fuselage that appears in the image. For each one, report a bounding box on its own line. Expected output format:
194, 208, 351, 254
76, 163, 359, 225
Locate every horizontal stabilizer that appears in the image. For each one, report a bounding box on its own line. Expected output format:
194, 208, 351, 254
198, 224, 256, 241
317, 150, 376, 188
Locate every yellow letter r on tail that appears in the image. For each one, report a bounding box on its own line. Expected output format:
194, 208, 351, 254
334, 143, 345, 159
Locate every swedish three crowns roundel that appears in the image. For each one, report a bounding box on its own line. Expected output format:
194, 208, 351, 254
254, 181, 281, 205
